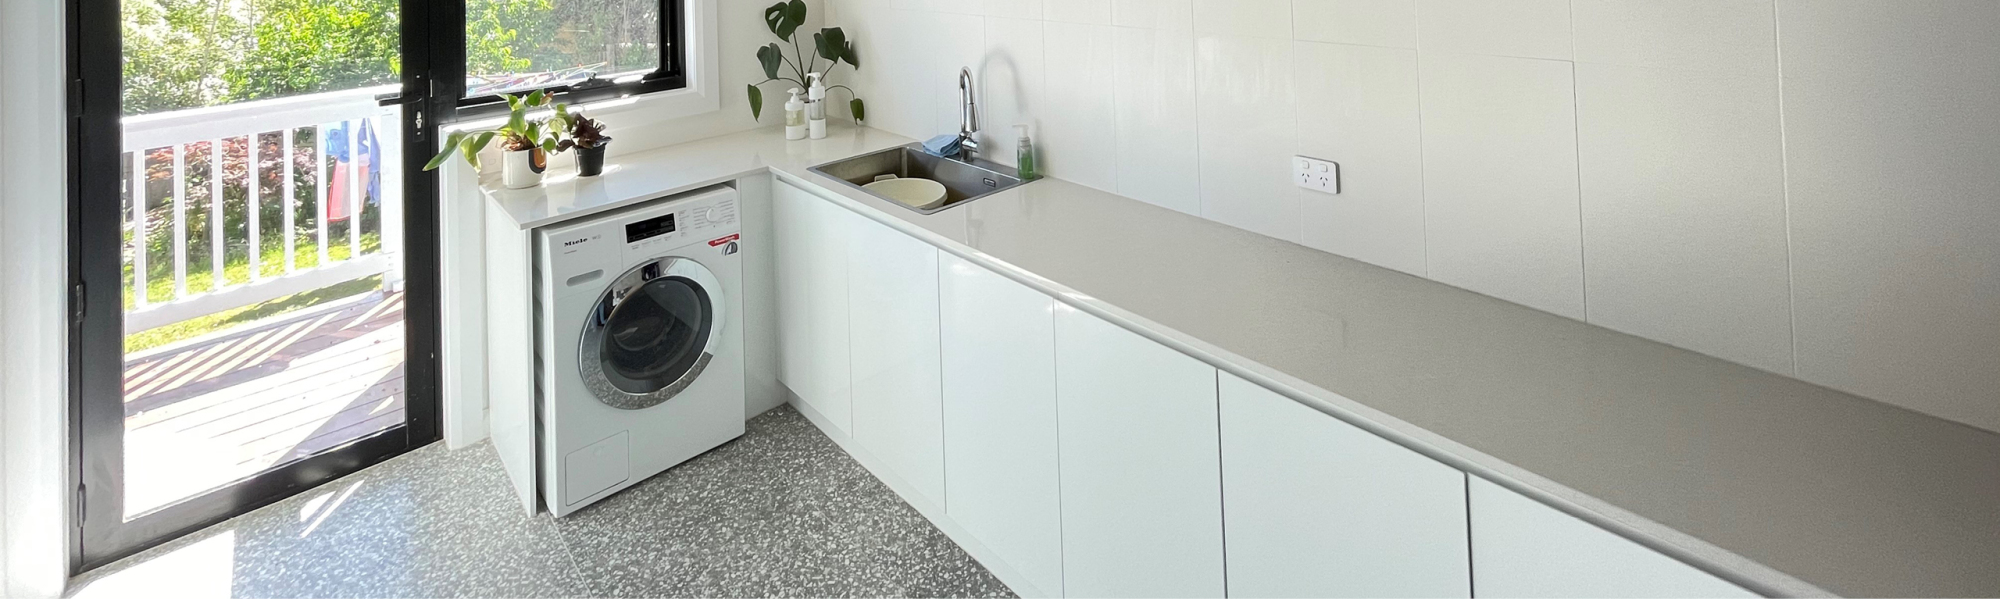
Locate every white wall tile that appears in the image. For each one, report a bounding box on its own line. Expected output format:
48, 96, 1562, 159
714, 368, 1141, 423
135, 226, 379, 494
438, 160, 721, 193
852, 7, 941, 140
1047, 0, 1114, 24
1572, 0, 1777, 76
1415, 0, 1572, 60
933, 0, 985, 14
1293, 41, 1427, 276
1040, 21, 1121, 191
924, 11, 992, 140
1113, 27, 1203, 215
977, 16, 1047, 166
1575, 64, 1792, 373
1193, 0, 1293, 39
1114, 0, 1194, 30
1779, 0, 2000, 432
1196, 35, 1300, 241
1293, 0, 1417, 48
1418, 52, 1584, 318
985, 0, 1044, 19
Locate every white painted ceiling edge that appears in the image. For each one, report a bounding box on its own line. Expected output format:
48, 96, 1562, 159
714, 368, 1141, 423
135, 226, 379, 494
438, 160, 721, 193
1, 0, 74, 594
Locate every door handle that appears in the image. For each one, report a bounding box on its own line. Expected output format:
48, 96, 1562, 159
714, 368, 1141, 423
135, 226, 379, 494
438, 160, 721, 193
376, 92, 425, 107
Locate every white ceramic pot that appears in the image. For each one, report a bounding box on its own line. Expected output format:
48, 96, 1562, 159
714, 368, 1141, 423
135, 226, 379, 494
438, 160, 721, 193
503, 148, 546, 189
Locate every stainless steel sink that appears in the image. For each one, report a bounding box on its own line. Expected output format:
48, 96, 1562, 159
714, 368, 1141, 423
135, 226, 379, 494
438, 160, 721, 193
808, 144, 1035, 214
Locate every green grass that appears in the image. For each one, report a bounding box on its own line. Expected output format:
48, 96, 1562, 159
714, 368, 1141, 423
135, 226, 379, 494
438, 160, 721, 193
124, 274, 386, 354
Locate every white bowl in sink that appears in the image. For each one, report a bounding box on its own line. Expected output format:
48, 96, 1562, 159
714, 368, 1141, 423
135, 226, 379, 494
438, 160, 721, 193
863, 177, 949, 210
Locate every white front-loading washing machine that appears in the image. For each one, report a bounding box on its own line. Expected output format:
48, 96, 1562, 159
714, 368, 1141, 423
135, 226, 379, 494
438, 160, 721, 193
533, 186, 745, 516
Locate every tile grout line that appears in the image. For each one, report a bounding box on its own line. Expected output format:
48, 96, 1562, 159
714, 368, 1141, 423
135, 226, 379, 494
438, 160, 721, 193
1771, 0, 1802, 377
1412, 1, 1432, 277
1567, 0, 1591, 320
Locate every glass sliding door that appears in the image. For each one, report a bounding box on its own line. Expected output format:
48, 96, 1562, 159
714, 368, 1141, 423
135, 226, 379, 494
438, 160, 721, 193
70, 0, 442, 570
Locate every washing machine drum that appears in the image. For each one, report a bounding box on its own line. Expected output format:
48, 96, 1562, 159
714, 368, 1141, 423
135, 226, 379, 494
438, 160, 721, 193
580, 256, 724, 410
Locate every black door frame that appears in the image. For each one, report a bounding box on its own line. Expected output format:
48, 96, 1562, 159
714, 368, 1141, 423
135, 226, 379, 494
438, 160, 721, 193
66, 0, 445, 573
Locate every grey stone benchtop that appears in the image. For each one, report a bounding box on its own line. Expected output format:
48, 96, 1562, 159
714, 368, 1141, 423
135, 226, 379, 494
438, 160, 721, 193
488, 124, 2000, 598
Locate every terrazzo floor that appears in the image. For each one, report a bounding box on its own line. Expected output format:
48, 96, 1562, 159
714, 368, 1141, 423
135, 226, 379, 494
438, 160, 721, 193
67, 404, 1015, 598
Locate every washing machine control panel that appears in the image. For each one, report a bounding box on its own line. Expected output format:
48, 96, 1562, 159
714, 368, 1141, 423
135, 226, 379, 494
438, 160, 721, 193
541, 188, 740, 302
625, 195, 738, 255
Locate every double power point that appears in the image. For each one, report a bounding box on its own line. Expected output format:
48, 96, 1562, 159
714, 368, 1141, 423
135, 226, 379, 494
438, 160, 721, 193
1294, 156, 1340, 194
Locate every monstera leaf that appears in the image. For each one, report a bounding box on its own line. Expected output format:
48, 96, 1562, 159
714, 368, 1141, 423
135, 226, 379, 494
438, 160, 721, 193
850, 98, 866, 123
756, 43, 783, 80
748, 85, 765, 120
813, 27, 858, 69
763, 0, 807, 42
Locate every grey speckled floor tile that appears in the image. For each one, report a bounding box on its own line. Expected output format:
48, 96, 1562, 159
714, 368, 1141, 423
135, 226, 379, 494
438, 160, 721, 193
69, 440, 596, 599
550, 405, 1013, 599
66, 404, 1012, 599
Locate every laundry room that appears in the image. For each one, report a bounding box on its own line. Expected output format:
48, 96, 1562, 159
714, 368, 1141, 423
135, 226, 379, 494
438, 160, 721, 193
2, 0, 1998, 598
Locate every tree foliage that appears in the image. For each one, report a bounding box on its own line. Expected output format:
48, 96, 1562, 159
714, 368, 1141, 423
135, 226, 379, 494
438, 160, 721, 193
121, 0, 661, 115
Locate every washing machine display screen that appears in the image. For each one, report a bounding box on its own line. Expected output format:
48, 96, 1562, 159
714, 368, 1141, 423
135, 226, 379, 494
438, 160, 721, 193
599, 276, 712, 395
625, 213, 677, 243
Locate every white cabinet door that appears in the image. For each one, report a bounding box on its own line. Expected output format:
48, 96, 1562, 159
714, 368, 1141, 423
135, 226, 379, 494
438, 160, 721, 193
847, 213, 946, 503
773, 180, 853, 434
1468, 476, 1757, 598
940, 253, 1064, 596
1219, 372, 1472, 598
1055, 306, 1225, 598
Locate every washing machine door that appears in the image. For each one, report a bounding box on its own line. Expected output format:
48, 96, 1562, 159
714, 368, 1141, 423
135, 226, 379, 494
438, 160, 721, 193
578, 256, 726, 410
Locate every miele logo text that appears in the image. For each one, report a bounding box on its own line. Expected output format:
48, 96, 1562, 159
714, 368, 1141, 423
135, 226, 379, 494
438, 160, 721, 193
563, 238, 591, 247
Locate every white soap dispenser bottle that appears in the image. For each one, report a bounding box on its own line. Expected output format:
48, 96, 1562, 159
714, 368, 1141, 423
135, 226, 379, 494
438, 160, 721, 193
784, 88, 807, 140
806, 72, 828, 139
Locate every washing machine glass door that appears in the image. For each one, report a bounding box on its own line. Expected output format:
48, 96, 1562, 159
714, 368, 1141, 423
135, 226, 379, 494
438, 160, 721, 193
579, 256, 725, 409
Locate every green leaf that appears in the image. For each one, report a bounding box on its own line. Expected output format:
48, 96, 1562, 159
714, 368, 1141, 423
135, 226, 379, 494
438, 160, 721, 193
502, 93, 522, 111
541, 138, 558, 154
526, 89, 545, 106
468, 131, 497, 155
763, 0, 805, 41
850, 98, 866, 124
748, 84, 765, 120
424, 131, 469, 171
816, 28, 855, 68
505, 110, 527, 136
459, 133, 486, 171
756, 43, 783, 81
785, 0, 807, 37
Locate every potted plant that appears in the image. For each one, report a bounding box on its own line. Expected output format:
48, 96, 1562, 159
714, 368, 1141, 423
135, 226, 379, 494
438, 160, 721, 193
425, 90, 571, 189
558, 114, 612, 177
746, 0, 864, 124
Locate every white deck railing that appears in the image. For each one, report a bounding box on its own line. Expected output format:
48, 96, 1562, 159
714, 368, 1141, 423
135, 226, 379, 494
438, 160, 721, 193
123, 86, 406, 333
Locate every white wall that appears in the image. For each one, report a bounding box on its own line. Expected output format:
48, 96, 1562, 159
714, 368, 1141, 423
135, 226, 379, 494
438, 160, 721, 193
1, 0, 74, 594
0, 36, 9, 595
827, 0, 2000, 434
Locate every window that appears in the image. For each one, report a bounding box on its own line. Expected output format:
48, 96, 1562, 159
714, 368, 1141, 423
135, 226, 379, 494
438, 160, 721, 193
458, 0, 685, 109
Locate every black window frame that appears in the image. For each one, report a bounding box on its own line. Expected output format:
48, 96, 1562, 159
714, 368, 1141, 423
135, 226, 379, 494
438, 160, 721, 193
442, 0, 689, 120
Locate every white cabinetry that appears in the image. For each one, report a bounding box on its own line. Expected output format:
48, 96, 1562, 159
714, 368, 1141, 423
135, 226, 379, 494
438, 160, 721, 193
1218, 372, 1472, 597
1054, 307, 1226, 598
773, 179, 853, 434
772, 177, 1760, 599
1468, 476, 1756, 598
846, 212, 947, 503
939, 253, 1065, 596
